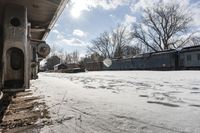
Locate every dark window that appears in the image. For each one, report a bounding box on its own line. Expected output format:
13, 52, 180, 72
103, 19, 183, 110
198, 54, 200, 60
187, 55, 191, 61
10, 48, 24, 70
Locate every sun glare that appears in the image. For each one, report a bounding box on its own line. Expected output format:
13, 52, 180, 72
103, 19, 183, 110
70, 0, 88, 18
70, 8, 81, 18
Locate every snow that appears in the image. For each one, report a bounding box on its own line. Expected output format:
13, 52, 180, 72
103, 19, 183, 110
31, 71, 200, 133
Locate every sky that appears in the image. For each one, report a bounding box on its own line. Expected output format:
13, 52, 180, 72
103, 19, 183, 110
46, 0, 200, 57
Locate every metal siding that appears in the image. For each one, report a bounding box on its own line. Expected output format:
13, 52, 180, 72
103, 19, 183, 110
183, 51, 200, 67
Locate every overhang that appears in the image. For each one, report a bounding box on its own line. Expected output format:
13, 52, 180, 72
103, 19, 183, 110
0, 0, 69, 40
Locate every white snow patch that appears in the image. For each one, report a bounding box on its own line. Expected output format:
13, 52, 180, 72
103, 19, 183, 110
31, 71, 200, 133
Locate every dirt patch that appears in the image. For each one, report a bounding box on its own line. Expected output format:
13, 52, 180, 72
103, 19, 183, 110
0, 90, 51, 133
15, 92, 33, 97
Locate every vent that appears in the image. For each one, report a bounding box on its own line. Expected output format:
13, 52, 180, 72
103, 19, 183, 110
10, 17, 21, 27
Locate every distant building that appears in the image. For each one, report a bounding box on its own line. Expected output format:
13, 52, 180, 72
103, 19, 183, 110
54, 63, 67, 71
84, 62, 103, 71
45, 55, 61, 70
53, 63, 85, 73
66, 63, 80, 69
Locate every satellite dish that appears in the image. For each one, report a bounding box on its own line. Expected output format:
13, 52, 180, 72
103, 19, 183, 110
103, 58, 112, 67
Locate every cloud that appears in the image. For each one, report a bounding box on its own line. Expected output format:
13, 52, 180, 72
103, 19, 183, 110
56, 32, 65, 39
70, 0, 130, 18
54, 23, 59, 28
73, 29, 87, 37
52, 29, 59, 34
53, 34, 88, 47
58, 37, 88, 47
130, 0, 190, 12
130, 0, 159, 12
190, 1, 200, 27
109, 14, 122, 24
123, 14, 136, 25
49, 29, 88, 47
119, 14, 137, 32
60, 38, 83, 46
130, 0, 200, 28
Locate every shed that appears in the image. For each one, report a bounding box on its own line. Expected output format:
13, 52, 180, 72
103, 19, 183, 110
54, 63, 67, 71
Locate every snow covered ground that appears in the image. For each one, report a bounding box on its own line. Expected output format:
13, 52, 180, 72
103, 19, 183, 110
31, 71, 200, 133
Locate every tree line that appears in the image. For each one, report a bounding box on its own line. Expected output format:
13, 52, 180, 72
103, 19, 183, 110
88, 4, 200, 60
43, 3, 200, 70
41, 45, 80, 70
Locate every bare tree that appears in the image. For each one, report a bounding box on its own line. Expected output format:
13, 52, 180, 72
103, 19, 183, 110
123, 45, 141, 58
112, 25, 134, 58
88, 31, 113, 58
72, 50, 79, 63
132, 4, 192, 52
65, 51, 79, 64
88, 25, 137, 59
50, 44, 57, 55
65, 52, 72, 64
191, 36, 200, 46
57, 47, 66, 63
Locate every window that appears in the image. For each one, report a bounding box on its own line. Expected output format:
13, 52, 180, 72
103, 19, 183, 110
187, 55, 191, 61
198, 54, 200, 61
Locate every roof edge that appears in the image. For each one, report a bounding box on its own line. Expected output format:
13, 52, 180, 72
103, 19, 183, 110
42, 0, 69, 40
